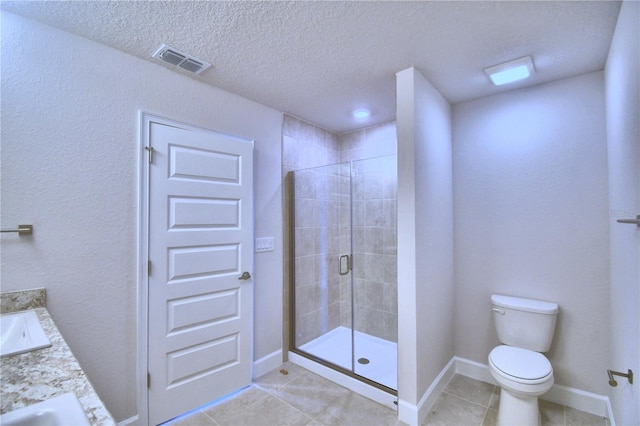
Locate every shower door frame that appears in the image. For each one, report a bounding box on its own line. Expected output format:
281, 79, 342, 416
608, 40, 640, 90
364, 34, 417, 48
287, 163, 397, 397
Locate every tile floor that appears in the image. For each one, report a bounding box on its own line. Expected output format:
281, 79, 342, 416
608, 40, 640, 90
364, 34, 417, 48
165, 362, 609, 426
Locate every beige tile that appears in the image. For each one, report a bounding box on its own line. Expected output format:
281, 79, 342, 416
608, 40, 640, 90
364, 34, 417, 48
565, 406, 607, 426
382, 310, 398, 342
267, 372, 351, 418
201, 386, 269, 423
422, 392, 486, 426
382, 254, 397, 284
444, 375, 496, 407
315, 412, 343, 425
254, 362, 310, 391
167, 410, 216, 426
214, 394, 312, 426
481, 408, 498, 426
316, 391, 398, 425
383, 227, 397, 255
488, 387, 500, 411
170, 368, 606, 426
383, 282, 398, 314
540, 399, 565, 426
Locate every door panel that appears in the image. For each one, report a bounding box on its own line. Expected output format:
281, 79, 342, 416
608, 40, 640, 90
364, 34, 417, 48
169, 197, 240, 229
147, 122, 253, 425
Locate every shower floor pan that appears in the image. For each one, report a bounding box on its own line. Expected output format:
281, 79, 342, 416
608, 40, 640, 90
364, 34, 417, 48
299, 326, 397, 390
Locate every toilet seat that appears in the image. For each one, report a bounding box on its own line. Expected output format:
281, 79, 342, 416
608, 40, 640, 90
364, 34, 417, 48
489, 345, 552, 384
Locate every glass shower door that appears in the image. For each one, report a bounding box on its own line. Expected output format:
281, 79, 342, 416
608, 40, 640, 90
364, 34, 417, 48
351, 156, 398, 390
290, 155, 397, 392
291, 162, 354, 371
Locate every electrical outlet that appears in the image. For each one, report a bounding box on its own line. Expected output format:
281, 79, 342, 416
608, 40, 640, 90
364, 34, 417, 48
255, 237, 274, 253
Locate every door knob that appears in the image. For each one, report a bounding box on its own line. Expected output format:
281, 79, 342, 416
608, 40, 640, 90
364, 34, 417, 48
238, 271, 252, 280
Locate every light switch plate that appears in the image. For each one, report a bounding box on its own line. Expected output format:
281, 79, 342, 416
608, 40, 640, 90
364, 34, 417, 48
255, 237, 274, 252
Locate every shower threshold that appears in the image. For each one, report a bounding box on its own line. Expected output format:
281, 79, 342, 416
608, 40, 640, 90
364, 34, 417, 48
296, 326, 397, 390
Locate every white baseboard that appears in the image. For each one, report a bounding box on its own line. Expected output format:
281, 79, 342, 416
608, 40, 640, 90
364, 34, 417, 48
253, 349, 283, 379
117, 415, 138, 426
454, 357, 612, 419
605, 397, 615, 426
453, 356, 496, 384
398, 357, 457, 426
397, 399, 420, 426
542, 383, 611, 418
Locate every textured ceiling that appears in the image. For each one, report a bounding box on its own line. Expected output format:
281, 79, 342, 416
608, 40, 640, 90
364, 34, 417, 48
1, 1, 622, 133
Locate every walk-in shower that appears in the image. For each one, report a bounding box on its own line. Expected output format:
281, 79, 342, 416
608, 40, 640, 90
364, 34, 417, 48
288, 155, 397, 393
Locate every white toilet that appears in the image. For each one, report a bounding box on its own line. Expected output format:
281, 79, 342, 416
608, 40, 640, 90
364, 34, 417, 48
488, 294, 559, 426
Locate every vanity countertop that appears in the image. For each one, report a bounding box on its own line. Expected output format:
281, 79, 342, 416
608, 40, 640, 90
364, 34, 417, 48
0, 291, 115, 425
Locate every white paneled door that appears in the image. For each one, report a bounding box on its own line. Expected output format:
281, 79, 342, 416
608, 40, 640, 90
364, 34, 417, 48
146, 121, 253, 425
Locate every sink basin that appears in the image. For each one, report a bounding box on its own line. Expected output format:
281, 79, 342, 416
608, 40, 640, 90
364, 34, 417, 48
0, 310, 51, 357
0, 393, 90, 426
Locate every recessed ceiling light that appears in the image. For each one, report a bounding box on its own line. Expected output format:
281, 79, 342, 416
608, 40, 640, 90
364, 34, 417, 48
484, 56, 534, 86
353, 108, 371, 119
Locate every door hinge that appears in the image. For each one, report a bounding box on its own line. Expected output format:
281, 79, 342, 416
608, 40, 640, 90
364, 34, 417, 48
147, 372, 151, 388
147, 260, 152, 276
145, 146, 154, 164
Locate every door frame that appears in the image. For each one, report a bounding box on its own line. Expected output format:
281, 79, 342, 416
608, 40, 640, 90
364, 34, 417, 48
137, 111, 246, 425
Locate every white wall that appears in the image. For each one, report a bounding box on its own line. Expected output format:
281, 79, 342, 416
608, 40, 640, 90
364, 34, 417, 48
0, 12, 283, 422
453, 72, 610, 395
396, 67, 454, 423
605, 1, 640, 424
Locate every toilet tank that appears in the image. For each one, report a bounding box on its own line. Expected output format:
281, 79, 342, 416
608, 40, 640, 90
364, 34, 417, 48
492, 294, 559, 352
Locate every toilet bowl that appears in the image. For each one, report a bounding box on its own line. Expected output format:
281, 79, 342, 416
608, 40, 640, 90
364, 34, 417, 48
489, 295, 559, 426
489, 345, 554, 425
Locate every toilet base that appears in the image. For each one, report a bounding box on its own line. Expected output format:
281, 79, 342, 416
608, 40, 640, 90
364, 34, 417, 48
497, 387, 541, 426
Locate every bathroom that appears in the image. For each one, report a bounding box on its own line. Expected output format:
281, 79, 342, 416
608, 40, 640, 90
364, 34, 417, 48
1, 2, 638, 425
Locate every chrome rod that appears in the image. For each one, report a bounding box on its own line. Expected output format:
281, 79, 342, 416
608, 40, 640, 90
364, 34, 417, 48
0, 225, 33, 235
616, 215, 640, 227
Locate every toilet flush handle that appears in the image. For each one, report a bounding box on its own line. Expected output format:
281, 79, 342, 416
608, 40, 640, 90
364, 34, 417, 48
492, 308, 505, 315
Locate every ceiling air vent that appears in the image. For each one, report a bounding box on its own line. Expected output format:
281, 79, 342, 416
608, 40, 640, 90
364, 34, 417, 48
152, 44, 211, 75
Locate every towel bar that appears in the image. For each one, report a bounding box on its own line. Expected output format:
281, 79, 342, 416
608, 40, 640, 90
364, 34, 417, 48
616, 215, 640, 227
0, 225, 33, 235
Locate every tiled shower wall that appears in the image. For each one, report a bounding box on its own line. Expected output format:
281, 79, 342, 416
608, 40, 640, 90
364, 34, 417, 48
283, 115, 342, 348
283, 114, 397, 349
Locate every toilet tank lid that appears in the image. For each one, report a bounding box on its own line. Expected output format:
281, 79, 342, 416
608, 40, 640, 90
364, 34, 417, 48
492, 294, 558, 314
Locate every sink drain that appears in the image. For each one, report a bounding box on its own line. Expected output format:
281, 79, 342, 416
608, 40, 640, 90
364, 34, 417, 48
357, 357, 370, 365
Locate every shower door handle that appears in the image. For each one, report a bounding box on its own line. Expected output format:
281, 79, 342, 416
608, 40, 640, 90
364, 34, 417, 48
339, 254, 351, 276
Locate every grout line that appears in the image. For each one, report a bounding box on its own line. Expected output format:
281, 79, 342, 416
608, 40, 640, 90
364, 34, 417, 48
213, 385, 315, 426
262, 388, 319, 424
256, 371, 339, 423
201, 386, 272, 424
209, 414, 221, 426
199, 408, 217, 425
313, 400, 336, 424
442, 390, 494, 410
480, 407, 490, 426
